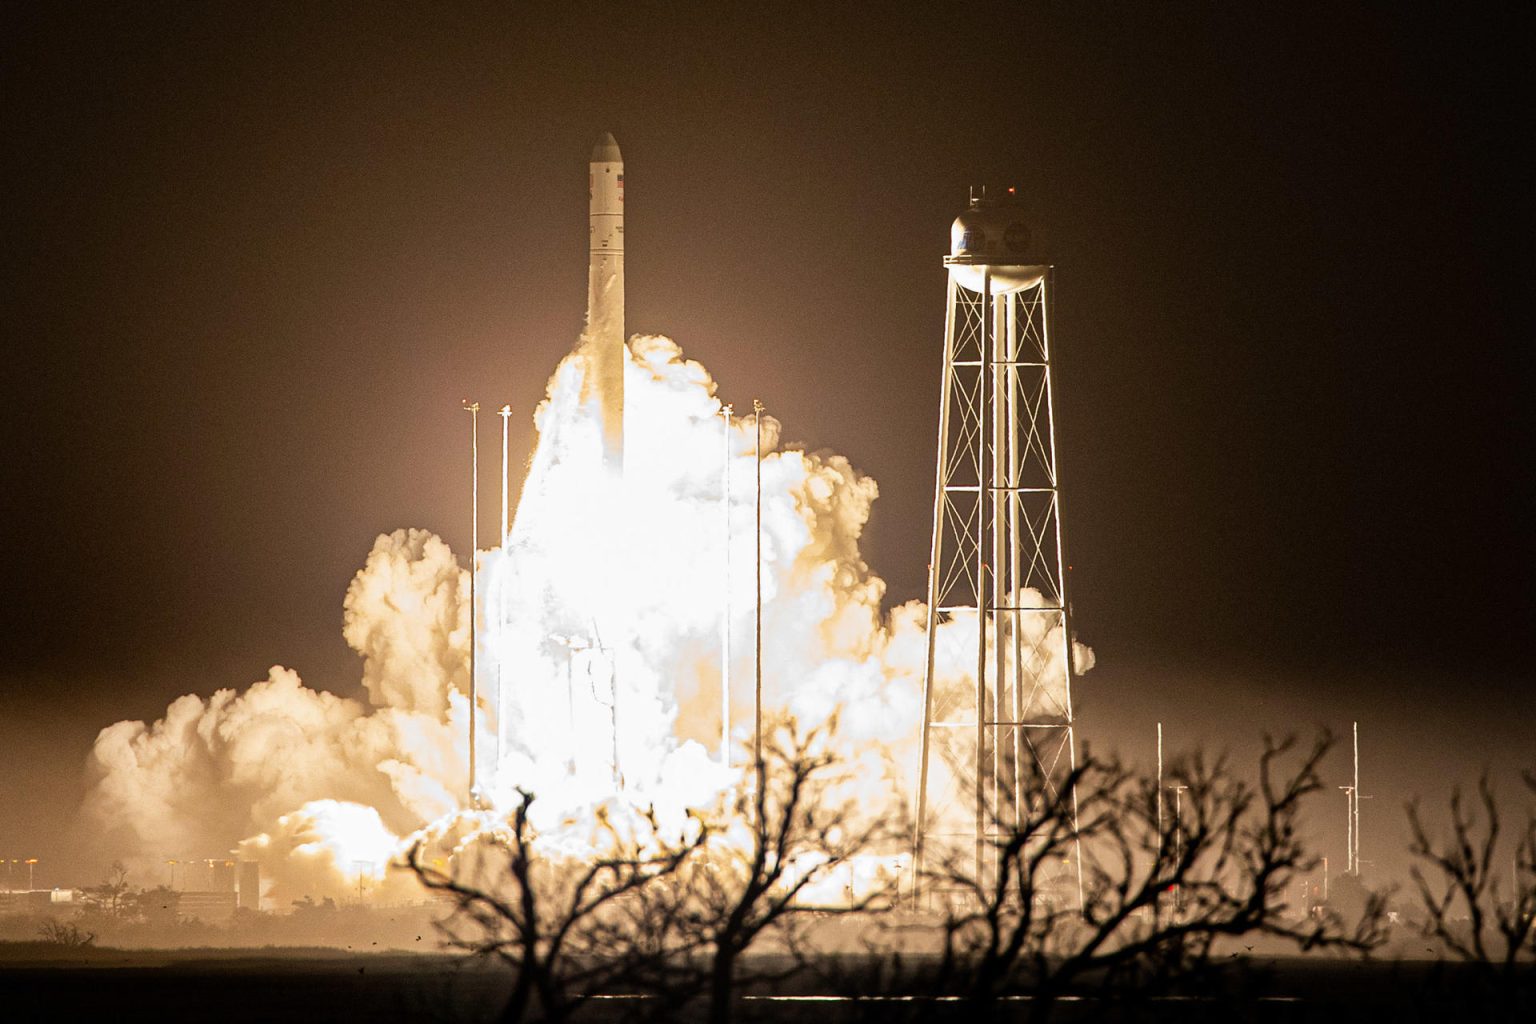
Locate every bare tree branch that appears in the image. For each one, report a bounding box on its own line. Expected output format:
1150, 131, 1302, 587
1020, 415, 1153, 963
912, 732, 1384, 1020
406, 789, 708, 1023
1408, 768, 1536, 1003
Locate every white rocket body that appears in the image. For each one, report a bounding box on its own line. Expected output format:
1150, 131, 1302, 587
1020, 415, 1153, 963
586, 132, 625, 470
580, 133, 627, 788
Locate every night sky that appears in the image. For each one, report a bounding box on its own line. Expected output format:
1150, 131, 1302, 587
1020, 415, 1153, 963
3, 3, 1530, 883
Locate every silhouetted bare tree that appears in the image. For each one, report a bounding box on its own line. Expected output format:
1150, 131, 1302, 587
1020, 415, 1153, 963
671, 714, 905, 1024
1408, 769, 1535, 1013
410, 716, 906, 1023
36, 919, 96, 947
413, 728, 1391, 1023
842, 734, 1385, 1022
79, 860, 132, 919
407, 793, 707, 1023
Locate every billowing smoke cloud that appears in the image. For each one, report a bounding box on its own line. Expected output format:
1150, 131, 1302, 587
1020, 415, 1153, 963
82, 531, 482, 902
482, 335, 933, 811
80, 334, 1091, 901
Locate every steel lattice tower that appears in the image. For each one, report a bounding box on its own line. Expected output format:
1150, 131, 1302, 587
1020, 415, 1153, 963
913, 190, 1081, 899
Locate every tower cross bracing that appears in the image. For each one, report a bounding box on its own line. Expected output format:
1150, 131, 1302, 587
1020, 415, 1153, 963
913, 224, 1082, 902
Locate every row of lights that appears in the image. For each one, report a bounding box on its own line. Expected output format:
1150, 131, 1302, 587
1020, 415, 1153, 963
3, 858, 40, 891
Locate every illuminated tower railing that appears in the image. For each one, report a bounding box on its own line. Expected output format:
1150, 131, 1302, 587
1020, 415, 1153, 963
913, 189, 1081, 899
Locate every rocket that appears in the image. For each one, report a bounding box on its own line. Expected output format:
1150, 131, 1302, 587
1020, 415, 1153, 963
586, 131, 625, 471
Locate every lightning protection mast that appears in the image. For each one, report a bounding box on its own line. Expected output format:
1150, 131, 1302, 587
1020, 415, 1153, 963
1339, 720, 1368, 876
463, 400, 481, 806
912, 188, 1083, 906
720, 404, 734, 768
496, 404, 512, 780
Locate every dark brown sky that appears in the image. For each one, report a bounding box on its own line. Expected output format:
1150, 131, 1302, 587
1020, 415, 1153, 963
2, 3, 1531, 883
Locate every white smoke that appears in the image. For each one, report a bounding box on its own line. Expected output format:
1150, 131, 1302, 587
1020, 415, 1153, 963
80, 334, 1091, 901
482, 334, 929, 813
82, 531, 481, 902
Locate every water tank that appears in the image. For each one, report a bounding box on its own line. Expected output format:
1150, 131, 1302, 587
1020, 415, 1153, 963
947, 192, 1046, 293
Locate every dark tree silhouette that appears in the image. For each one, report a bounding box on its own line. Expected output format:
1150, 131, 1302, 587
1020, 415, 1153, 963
36, 919, 96, 947
841, 734, 1386, 1022
408, 715, 906, 1023
1408, 769, 1536, 1013
666, 714, 905, 1024
79, 860, 132, 919
127, 884, 181, 927
410, 729, 1395, 1024
407, 793, 707, 1023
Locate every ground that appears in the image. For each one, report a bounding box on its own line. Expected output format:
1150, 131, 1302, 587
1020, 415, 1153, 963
1, 944, 1530, 1022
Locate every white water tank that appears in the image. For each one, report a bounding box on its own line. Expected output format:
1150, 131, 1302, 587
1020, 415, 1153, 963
947, 191, 1046, 293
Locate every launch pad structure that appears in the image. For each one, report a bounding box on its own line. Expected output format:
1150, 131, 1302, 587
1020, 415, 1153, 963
913, 189, 1082, 902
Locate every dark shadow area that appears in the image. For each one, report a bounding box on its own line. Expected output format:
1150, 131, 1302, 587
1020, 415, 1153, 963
1, 947, 1531, 1023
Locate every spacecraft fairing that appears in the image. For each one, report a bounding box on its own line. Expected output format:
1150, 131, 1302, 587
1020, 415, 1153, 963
586, 131, 625, 471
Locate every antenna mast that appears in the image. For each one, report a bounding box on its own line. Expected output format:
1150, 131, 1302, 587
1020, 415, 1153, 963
753, 399, 764, 781
499, 406, 511, 544
721, 404, 734, 767
463, 400, 480, 805
495, 404, 511, 782
1339, 720, 1368, 875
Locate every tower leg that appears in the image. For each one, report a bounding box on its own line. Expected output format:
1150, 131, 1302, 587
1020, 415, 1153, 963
914, 275, 960, 904
974, 269, 992, 888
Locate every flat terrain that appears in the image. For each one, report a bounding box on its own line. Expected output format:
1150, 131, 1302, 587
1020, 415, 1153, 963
0, 945, 1529, 1022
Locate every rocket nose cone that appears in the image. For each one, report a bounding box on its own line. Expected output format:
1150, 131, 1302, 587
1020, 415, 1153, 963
591, 131, 622, 163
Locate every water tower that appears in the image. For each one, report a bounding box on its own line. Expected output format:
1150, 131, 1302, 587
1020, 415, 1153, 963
912, 189, 1082, 897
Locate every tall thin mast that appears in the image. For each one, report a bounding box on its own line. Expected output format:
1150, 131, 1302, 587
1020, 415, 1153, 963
496, 404, 511, 782
1341, 784, 1355, 874
1353, 721, 1368, 876
1169, 781, 1188, 912
1340, 720, 1365, 875
499, 406, 511, 544
721, 404, 733, 767
753, 399, 764, 779
463, 400, 480, 805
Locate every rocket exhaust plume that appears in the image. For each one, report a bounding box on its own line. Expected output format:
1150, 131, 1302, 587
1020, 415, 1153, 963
78, 336, 1091, 903
77, 141, 1093, 902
